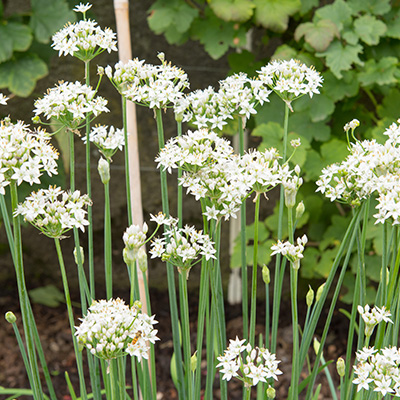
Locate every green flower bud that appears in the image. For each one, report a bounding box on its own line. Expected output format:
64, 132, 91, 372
137, 248, 148, 272
5, 311, 17, 324
98, 157, 110, 184
32, 116, 41, 124
336, 357, 345, 377
73, 246, 85, 266
262, 265, 270, 285
316, 282, 325, 303
313, 338, 320, 355
190, 351, 197, 372
284, 185, 297, 209
123, 247, 137, 265
133, 300, 142, 310
97, 66, 104, 76
306, 285, 314, 307
295, 201, 305, 220
266, 386, 276, 399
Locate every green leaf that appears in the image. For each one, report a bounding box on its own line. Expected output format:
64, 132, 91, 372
228, 50, 264, 76
308, 94, 335, 122
354, 15, 387, 46
0, 22, 33, 62
347, 0, 391, 15
271, 44, 298, 61
342, 29, 359, 46
30, 0, 76, 43
385, 9, 400, 39
295, 19, 340, 52
253, 0, 301, 32
0, 54, 48, 97
377, 89, 400, 120
317, 41, 363, 79
300, 0, 319, 15
209, 0, 255, 22
29, 285, 64, 307
289, 112, 331, 142
323, 70, 359, 102
358, 57, 399, 87
315, 0, 354, 31
303, 149, 323, 181
320, 138, 349, 167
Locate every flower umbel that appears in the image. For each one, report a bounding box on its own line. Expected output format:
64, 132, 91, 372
357, 305, 393, 337
83, 125, 125, 160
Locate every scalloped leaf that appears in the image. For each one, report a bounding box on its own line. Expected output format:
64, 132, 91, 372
315, 0, 354, 31
295, 19, 340, 52
30, 0, 76, 43
385, 9, 400, 39
354, 15, 387, 45
317, 41, 364, 79
253, 0, 301, 32
323, 70, 359, 102
358, 57, 399, 87
0, 54, 48, 97
209, 0, 255, 22
0, 22, 33, 62
347, 0, 391, 15
320, 138, 349, 167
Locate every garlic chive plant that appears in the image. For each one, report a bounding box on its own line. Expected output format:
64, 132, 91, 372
5, 2, 400, 400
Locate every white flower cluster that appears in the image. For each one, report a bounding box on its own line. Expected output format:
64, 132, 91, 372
180, 73, 271, 130
75, 298, 159, 362
0, 93, 8, 105
358, 305, 393, 337
270, 235, 308, 270
0, 120, 58, 195
150, 218, 216, 278
82, 125, 125, 160
34, 81, 109, 130
257, 59, 323, 110
353, 346, 400, 396
217, 337, 282, 388
52, 3, 117, 61
14, 186, 92, 238
122, 222, 148, 264
317, 119, 400, 225
106, 57, 189, 109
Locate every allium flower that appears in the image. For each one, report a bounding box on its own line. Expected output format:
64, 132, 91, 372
270, 235, 308, 270
149, 219, 216, 278
217, 337, 282, 388
353, 346, 400, 396
82, 125, 125, 160
0, 93, 8, 105
122, 222, 148, 264
14, 186, 92, 238
0, 119, 58, 195
257, 59, 323, 111
52, 3, 117, 61
34, 81, 109, 130
106, 56, 189, 109
75, 298, 159, 362
357, 305, 393, 337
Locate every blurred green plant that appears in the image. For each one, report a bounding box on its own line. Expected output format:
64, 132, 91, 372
0, 0, 75, 97
147, 0, 400, 302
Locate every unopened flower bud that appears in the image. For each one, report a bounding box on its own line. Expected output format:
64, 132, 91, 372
5, 311, 16, 324
262, 265, 270, 285
306, 285, 314, 307
336, 357, 345, 377
157, 52, 165, 63
133, 300, 142, 310
290, 138, 301, 148
296, 201, 305, 220
123, 247, 136, 265
175, 112, 184, 123
284, 185, 297, 209
73, 246, 84, 265
97, 66, 104, 76
316, 283, 325, 302
98, 157, 110, 184
266, 386, 276, 399
32, 116, 40, 124
313, 338, 320, 355
137, 248, 148, 272
292, 259, 300, 270
190, 351, 197, 372
105, 65, 112, 79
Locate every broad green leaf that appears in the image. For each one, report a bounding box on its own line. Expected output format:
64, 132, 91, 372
354, 15, 387, 46
209, 0, 254, 22
385, 9, 400, 39
323, 214, 351, 242
300, 0, 319, 15
29, 285, 64, 307
0, 22, 32, 62
289, 112, 331, 142
253, 0, 301, 32
347, 0, 391, 15
0, 54, 48, 97
317, 41, 363, 79
315, 0, 353, 31
308, 94, 335, 122
365, 254, 381, 282
295, 19, 339, 52
303, 149, 323, 181
148, 2, 175, 33
164, 25, 190, 45
323, 70, 359, 102
342, 29, 359, 46
271, 44, 298, 61
30, 0, 76, 43
320, 138, 349, 167
358, 57, 399, 87
228, 50, 264, 76
301, 247, 321, 279
377, 89, 400, 120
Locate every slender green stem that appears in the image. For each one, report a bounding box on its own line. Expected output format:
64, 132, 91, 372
54, 238, 87, 400
10, 182, 43, 400
104, 164, 112, 300
117, 356, 126, 400
177, 120, 183, 225
249, 194, 261, 347
0, 194, 15, 262
122, 96, 133, 226
155, 108, 185, 398
109, 360, 118, 400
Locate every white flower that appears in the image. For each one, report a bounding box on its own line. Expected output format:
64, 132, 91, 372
0, 93, 9, 105
14, 186, 92, 238
83, 125, 125, 160
358, 304, 393, 337
73, 2, 92, 13
75, 298, 159, 362
270, 235, 308, 269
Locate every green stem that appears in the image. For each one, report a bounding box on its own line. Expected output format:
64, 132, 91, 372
104, 165, 112, 300
177, 120, 183, 225
249, 193, 260, 347
54, 238, 87, 400
122, 96, 133, 226
117, 356, 126, 400
10, 182, 43, 400
0, 194, 15, 262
